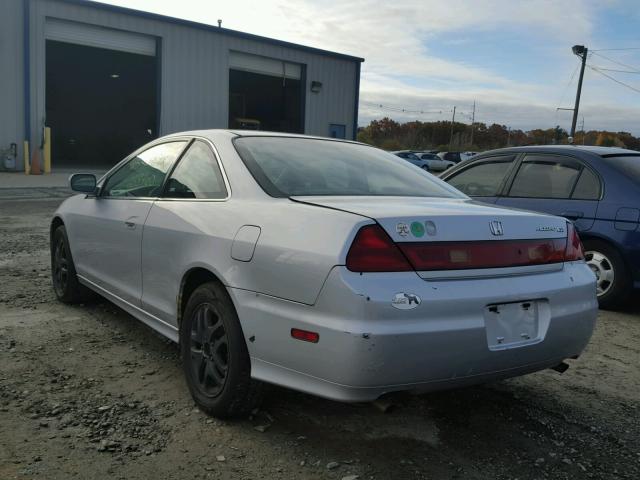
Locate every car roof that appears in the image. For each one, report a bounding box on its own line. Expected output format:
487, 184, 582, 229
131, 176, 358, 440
476, 145, 639, 157
163, 129, 362, 145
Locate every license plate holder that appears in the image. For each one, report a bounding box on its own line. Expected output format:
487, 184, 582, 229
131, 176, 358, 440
484, 300, 542, 350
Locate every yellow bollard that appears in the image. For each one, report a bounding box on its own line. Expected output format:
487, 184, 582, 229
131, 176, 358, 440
44, 127, 51, 173
23, 141, 30, 175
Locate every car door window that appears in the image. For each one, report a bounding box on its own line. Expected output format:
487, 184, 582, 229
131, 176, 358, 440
509, 157, 581, 199
447, 157, 515, 196
103, 141, 187, 198
572, 167, 601, 200
164, 141, 228, 199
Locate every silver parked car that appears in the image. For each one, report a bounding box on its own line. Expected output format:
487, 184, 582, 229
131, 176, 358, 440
51, 130, 597, 418
414, 152, 455, 172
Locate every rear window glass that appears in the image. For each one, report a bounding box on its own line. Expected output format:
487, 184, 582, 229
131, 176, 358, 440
509, 161, 580, 199
603, 156, 640, 183
572, 168, 601, 200
233, 137, 464, 198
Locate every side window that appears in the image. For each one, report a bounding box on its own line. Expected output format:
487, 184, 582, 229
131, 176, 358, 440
572, 168, 601, 200
447, 157, 515, 196
509, 157, 581, 199
103, 141, 187, 198
165, 141, 228, 199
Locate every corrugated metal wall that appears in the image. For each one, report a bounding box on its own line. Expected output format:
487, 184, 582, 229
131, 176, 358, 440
1, 0, 359, 170
0, 0, 25, 166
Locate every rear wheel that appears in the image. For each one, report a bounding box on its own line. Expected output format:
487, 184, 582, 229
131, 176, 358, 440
51, 225, 92, 303
180, 281, 262, 418
583, 239, 631, 309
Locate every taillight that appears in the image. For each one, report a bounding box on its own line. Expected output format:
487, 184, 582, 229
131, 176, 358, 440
398, 239, 567, 270
346, 223, 584, 273
564, 222, 585, 261
346, 224, 412, 272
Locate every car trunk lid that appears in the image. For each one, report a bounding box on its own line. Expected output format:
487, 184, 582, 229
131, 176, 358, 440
290, 196, 567, 242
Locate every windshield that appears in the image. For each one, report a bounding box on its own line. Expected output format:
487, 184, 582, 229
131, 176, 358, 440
602, 155, 640, 183
233, 137, 464, 198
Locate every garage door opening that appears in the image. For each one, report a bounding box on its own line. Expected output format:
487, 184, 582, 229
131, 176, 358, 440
228, 52, 303, 133
46, 40, 157, 168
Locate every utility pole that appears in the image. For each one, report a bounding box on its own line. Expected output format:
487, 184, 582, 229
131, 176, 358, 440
571, 45, 588, 137
580, 116, 585, 144
507, 127, 511, 147
449, 106, 456, 150
470, 101, 476, 147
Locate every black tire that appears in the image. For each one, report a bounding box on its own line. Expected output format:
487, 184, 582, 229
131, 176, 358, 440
583, 239, 632, 310
180, 281, 262, 418
51, 225, 93, 304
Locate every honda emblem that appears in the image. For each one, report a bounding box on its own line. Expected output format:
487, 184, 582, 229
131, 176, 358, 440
489, 220, 504, 236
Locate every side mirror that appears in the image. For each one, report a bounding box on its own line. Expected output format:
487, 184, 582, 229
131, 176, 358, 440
69, 173, 97, 194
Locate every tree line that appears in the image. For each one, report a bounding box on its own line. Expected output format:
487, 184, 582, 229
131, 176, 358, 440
356, 117, 640, 152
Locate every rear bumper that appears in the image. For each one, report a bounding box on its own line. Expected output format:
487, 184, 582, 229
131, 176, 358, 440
231, 261, 597, 402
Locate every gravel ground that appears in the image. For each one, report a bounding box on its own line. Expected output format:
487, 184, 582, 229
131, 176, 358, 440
1, 193, 639, 480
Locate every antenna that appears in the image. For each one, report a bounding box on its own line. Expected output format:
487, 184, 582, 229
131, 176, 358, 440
217, 19, 222, 28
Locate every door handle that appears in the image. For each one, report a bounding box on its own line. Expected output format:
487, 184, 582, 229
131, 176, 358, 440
561, 211, 584, 220
124, 220, 136, 229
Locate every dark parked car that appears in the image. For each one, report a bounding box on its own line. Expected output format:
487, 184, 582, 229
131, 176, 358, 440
440, 145, 640, 308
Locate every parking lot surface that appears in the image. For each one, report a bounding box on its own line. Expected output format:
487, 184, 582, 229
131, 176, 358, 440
1, 192, 639, 480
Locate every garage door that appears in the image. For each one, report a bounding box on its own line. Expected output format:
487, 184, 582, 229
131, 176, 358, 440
45, 18, 156, 56
229, 51, 304, 133
229, 51, 301, 80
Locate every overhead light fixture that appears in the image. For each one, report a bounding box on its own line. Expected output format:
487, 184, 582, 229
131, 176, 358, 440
310, 80, 322, 93
110, 74, 120, 79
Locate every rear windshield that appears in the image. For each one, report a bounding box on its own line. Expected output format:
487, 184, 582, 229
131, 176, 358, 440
233, 137, 463, 198
602, 155, 640, 182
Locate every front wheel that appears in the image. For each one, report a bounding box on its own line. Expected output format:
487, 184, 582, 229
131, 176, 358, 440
583, 239, 631, 309
51, 225, 92, 303
180, 281, 262, 418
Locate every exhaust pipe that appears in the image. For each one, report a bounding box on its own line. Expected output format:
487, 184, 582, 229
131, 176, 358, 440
550, 362, 570, 374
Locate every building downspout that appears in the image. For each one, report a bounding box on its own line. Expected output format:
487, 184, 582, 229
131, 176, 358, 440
352, 60, 361, 141
23, 0, 31, 171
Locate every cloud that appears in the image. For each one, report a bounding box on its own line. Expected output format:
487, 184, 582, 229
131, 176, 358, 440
102, 0, 640, 134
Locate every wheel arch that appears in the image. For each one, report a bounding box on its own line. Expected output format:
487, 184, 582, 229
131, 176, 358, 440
177, 267, 229, 328
578, 231, 626, 258
50, 216, 65, 247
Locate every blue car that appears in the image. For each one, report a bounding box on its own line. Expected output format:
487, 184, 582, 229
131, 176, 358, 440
440, 146, 640, 309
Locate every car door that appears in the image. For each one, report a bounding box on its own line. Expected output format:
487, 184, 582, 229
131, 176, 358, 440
141, 139, 230, 325
495, 154, 600, 232
70, 140, 188, 305
444, 155, 517, 204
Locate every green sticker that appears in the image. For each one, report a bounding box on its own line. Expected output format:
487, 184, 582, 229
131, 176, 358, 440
410, 221, 425, 237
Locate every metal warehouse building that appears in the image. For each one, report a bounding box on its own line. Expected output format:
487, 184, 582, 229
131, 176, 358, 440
1, 0, 363, 170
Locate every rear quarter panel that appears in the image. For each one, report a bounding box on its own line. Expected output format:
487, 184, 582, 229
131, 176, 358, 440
140, 198, 368, 325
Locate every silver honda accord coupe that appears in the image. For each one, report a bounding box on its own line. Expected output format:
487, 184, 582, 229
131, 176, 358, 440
51, 130, 597, 417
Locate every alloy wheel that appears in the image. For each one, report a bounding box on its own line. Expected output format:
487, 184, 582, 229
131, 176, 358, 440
585, 250, 615, 297
189, 303, 229, 397
53, 238, 69, 296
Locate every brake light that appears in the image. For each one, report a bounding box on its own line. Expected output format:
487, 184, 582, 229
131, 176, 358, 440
564, 222, 585, 261
346, 225, 412, 272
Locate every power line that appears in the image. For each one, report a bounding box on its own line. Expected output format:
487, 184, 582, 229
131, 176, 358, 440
592, 47, 640, 52
588, 65, 640, 94
359, 100, 443, 115
557, 63, 580, 109
590, 66, 640, 74
591, 51, 640, 73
